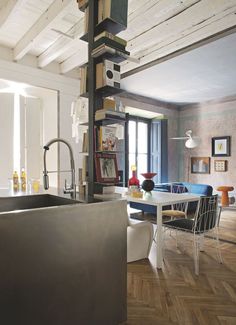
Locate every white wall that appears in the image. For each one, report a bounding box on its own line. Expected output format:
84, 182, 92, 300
27, 87, 58, 187
23, 97, 41, 181
0, 58, 80, 191
0, 94, 14, 187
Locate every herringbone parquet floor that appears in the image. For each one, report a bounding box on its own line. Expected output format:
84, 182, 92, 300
125, 209, 236, 325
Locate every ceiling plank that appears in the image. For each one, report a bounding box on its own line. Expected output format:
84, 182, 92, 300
121, 0, 236, 73
120, 0, 199, 41
0, 0, 18, 27
122, 12, 236, 76
60, 42, 88, 74
13, 0, 72, 61
38, 18, 84, 68
127, 0, 236, 52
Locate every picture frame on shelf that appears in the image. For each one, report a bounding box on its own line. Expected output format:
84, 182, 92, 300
191, 157, 210, 174
212, 136, 231, 157
214, 160, 227, 172
95, 153, 119, 183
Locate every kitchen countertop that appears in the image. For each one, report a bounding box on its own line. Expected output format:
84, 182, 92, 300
0, 187, 104, 204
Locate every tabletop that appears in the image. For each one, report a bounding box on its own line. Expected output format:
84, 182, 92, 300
126, 191, 201, 206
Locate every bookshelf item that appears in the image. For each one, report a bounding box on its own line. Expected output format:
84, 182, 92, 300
98, 125, 118, 151
93, 35, 126, 52
98, 0, 128, 29
95, 110, 126, 121
214, 160, 227, 172
95, 153, 119, 183
96, 60, 120, 89
82, 130, 88, 152
91, 44, 130, 63
103, 98, 116, 110
84, 6, 89, 33
80, 65, 88, 95
77, 0, 88, 11
94, 32, 127, 47
82, 156, 88, 182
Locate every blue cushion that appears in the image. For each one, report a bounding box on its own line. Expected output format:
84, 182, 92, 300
180, 182, 213, 196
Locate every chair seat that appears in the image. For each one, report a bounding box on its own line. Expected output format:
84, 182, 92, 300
163, 218, 194, 231
163, 218, 209, 234
162, 209, 186, 218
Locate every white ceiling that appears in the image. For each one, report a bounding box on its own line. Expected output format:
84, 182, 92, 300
121, 33, 236, 104
0, 0, 236, 104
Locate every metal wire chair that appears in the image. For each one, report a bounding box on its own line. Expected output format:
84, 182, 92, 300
162, 184, 188, 219
163, 195, 222, 275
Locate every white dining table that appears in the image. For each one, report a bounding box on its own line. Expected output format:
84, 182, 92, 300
126, 191, 201, 269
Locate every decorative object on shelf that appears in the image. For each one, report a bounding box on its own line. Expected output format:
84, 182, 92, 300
95, 153, 119, 183
96, 60, 120, 89
212, 136, 231, 157
98, 125, 118, 151
217, 186, 234, 207
141, 173, 157, 195
214, 160, 227, 172
191, 157, 210, 174
94, 32, 127, 49
80, 65, 88, 95
128, 165, 140, 188
77, 0, 88, 11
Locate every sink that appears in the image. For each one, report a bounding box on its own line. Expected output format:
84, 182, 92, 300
0, 194, 80, 213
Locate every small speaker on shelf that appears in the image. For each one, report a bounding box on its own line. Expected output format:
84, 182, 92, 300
96, 59, 120, 89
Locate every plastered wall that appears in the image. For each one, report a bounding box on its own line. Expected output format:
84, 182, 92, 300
178, 98, 236, 194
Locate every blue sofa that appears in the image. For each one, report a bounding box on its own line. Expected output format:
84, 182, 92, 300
129, 182, 213, 215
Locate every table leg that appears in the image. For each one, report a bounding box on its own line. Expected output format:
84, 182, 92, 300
156, 204, 163, 269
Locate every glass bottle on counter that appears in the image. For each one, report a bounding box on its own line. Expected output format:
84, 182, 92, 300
13, 171, 19, 192
21, 168, 27, 192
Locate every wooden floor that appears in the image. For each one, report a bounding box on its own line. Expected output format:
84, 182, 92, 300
125, 210, 236, 324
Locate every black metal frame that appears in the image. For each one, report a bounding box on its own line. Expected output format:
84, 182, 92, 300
87, 0, 129, 195
212, 136, 231, 157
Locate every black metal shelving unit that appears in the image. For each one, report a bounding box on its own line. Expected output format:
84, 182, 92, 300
80, 0, 129, 197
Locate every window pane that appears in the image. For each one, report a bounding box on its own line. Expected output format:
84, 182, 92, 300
138, 122, 148, 153
137, 154, 148, 182
129, 154, 136, 178
128, 121, 136, 154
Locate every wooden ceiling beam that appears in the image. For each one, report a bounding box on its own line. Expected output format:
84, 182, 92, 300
60, 42, 88, 74
0, 0, 18, 27
38, 18, 84, 68
13, 0, 72, 61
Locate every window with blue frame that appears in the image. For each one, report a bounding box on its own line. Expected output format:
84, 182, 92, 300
128, 117, 167, 185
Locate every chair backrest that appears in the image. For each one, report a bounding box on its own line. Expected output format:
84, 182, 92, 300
193, 195, 219, 233
171, 184, 188, 212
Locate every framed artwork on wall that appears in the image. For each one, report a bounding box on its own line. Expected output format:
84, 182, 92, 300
191, 157, 210, 174
212, 136, 231, 157
214, 160, 227, 172
95, 153, 119, 183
